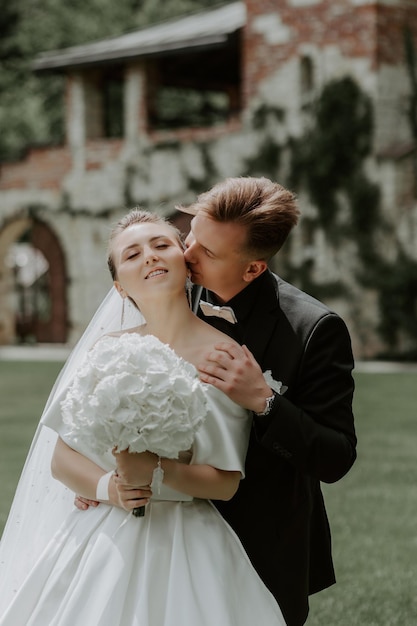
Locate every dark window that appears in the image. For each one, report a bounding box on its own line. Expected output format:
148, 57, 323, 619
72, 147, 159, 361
147, 32, 241, 130
300, 55, 314, 96
103, 71, 124, 138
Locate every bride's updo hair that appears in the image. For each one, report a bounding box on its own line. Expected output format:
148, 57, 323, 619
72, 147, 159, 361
107, 208, 184, 280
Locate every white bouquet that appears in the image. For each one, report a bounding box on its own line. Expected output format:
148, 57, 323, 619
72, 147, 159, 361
61, 333, 207, 514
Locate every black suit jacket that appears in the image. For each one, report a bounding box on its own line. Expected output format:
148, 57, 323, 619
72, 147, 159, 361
198, 271, 357, 626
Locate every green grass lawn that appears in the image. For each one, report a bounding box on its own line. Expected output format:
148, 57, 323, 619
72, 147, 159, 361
0, 362, 416, 624
308, 371, 417, 625
0, 360, 64, 530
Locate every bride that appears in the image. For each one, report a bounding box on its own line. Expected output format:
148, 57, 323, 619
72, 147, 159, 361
0, 209, 286, 625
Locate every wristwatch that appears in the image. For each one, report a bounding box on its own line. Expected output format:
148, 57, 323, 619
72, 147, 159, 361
254, 391, 277, 416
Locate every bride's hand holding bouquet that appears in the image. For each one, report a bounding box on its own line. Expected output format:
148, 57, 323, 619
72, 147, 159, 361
114, 449, 155, 486
113, 450, 156, 515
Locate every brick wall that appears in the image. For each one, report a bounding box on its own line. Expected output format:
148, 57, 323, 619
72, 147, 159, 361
243, 0, 378, 104
0, 146, 72, 191
376, 2, 417, 65
85, 139, 124, 171
243, 0, 417, 91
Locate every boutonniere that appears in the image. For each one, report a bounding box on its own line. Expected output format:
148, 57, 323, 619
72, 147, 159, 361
263, 370, 288, 395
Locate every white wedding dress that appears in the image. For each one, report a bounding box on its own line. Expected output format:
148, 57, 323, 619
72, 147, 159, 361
0, 381, 286, 625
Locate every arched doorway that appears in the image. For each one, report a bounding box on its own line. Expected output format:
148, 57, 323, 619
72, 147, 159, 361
0, 217, 68, 345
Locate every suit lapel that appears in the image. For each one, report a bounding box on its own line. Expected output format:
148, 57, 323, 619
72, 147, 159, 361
241, 272, 281, 365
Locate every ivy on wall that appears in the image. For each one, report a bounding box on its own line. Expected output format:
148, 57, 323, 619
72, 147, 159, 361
289, 77, 375, 230
293, 78, 417, 356
243, 104, 284, 179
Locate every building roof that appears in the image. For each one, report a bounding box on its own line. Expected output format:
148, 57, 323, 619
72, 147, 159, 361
32, 1, 246, 72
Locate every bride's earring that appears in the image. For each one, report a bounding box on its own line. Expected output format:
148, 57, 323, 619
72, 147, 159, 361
185, 276, 193, 309
120, 297, 126, 330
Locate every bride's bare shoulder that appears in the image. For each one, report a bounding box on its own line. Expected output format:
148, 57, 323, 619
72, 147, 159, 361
181, 324, 238, 369
196, 319, 239, 349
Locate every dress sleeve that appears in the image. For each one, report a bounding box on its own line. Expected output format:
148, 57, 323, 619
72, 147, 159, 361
191, 385, 252, 477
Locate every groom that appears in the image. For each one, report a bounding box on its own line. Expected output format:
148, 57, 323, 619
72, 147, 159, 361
176, 177, 356, 626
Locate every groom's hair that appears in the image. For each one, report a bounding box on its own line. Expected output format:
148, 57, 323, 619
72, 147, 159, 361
177, 177, 299, 260
107, 208, 183, 280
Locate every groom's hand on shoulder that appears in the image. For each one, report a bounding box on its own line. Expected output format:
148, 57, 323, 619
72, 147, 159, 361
198, 342, 272, 413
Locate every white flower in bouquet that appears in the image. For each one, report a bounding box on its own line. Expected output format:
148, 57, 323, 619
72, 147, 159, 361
61, 333, 207, 462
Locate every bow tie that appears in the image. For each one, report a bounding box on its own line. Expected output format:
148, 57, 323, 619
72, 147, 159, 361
199, 300, 237, 324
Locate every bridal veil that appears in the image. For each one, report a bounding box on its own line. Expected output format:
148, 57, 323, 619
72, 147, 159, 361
0, 288, 144, 611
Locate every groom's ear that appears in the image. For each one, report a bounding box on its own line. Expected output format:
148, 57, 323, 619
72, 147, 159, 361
242, 260, 268, 283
